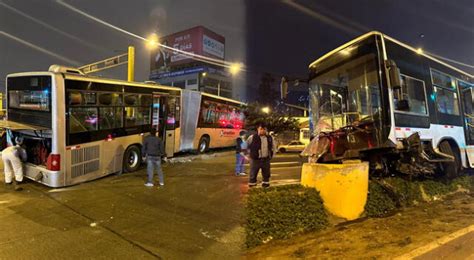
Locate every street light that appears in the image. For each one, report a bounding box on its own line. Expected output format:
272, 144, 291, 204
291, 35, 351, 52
229, 63, 242, 75
261, 107, 270, 114
146, 33, 159, 50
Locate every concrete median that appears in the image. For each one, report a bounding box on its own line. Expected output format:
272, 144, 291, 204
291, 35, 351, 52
301, 161, 369, 220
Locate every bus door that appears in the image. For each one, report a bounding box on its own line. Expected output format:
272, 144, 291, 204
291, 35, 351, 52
461, 82, 474, 145
152, 93, 175, 157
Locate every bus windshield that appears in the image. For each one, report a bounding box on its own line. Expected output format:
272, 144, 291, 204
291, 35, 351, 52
309, 44, 381, 134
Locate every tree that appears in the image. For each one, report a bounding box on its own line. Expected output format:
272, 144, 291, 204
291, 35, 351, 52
257, 73, 278, 107
244, 102, 299, 134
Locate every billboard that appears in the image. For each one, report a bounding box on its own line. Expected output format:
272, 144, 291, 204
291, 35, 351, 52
151, 26, 226, 74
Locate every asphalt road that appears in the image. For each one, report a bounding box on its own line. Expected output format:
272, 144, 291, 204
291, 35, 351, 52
0, 152, 302, 259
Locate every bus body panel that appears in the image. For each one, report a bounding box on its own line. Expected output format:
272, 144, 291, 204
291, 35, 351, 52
193, 128, 240, 150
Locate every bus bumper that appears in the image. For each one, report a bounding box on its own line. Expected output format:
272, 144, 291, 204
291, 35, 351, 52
24, 164, 63, 188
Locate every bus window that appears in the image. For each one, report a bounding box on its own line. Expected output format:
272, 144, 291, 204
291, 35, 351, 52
166, 96, 180, 129
84, 92, 97, 105
140, 95, 153, 106
9, 89, 50, 111
435, 87, 460, 115
99, 107, 123, 129
124, 94, 138, 106
394, 75, 428, 115
125, 107, 150, 127
98, 93, 122, 106
69, 107, 98, 133
69, 91, 82, 105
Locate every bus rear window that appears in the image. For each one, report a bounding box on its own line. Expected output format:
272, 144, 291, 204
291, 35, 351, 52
8, 76, 51, 112
9, 90, 50, 111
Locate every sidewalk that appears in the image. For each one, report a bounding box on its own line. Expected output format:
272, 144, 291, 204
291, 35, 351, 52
0, 154, 248, 259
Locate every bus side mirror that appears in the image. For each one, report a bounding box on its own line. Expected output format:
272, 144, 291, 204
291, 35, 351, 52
386, 60, 401, 89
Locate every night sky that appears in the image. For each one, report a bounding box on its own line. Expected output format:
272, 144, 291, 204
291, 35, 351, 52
1, 0, 473, 101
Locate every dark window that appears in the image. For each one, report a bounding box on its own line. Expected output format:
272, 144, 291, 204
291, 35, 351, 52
99, 107, 123, 130
435, 87, 460, 115
98, 93, 122, 106
69, 107, 98, 133
125, 107, 150, 127
394, 75, 428, 115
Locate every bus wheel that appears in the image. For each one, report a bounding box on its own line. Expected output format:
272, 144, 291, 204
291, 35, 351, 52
279, 148, 286, 153
198, 136, 210, 153
124, 145, 141, 173
439, 141, 461, 179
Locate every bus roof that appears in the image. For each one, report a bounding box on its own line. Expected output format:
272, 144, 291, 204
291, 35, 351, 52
6, 69, 246, 105
308, 31, 473, 78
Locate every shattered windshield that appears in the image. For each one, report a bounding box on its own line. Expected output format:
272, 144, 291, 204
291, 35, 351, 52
309, 47, 381, 134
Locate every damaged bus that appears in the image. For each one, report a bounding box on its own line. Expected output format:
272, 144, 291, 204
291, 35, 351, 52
305, 31, 473, 178
3, 65, 245, 187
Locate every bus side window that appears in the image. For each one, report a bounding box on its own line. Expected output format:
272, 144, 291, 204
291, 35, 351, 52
125, 107, 150, 127
69, 107, 98, 133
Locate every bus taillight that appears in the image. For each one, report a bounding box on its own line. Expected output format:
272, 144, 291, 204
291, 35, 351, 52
47, 154, 60, 171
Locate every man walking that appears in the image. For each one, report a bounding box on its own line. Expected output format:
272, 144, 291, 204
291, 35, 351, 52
142, 128, 166, 187
247, 123, 275, 188
2, 137, 27, 191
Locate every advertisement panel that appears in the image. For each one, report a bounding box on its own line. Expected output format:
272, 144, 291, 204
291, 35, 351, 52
151, 26, 225, 75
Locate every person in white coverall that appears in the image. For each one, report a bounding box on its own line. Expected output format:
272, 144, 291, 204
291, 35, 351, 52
2, 137, 27, 191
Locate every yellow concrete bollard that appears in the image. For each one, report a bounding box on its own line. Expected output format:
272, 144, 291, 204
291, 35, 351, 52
301, 161, 369, 220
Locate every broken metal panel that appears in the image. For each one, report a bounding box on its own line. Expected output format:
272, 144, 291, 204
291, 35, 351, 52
179, 90, 201, 151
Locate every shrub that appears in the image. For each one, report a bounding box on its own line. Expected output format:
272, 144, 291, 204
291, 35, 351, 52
364, 181, 397, 217
384, 177, 423, 207
245, 185, 328, 248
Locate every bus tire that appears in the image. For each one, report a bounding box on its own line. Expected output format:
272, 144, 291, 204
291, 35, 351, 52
439, 140, 461, 179
198, 136, 210, 153
123, 145, 142, 173
279, 148, 286, 153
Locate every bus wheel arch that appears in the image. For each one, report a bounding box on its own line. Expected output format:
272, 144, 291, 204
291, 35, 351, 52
198, 135, 210, 153
438, 138, 461, 178
123, 144, 142, 173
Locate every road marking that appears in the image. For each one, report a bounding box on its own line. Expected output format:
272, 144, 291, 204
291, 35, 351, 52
394, 224, 474, 260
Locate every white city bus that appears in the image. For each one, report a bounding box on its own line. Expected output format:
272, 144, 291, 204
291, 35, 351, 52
307, 31, 473, 178
3, 65, 245, 187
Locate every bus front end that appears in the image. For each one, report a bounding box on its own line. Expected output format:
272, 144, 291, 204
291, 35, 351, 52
306, 33, 392, 167
5, 73, 65, 187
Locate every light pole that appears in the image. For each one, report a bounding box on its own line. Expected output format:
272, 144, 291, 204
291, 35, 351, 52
127, 46, 135, 82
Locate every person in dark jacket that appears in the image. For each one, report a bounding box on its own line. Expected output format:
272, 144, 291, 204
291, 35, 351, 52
246, 123, 276, 188
142, 128, 166, 187
235, 131, 248, 176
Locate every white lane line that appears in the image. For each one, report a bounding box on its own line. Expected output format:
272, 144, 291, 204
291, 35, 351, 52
394, 224, 474, 260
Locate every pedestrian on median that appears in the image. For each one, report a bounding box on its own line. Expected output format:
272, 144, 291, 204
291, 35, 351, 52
235, 130, 248, 176
247, 123, 276, 188
2, 136, 27, 191
142, 128, 166, 187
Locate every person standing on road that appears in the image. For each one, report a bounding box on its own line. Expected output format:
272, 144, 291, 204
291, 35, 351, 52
2, 137, 27, 191
142, 128, 166, 187
235, 131, 248, 176
247, 124, 275, 188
